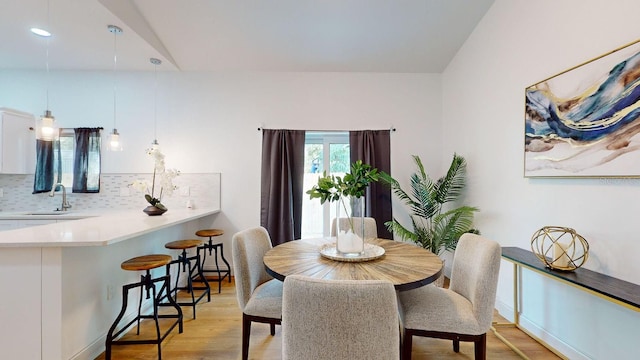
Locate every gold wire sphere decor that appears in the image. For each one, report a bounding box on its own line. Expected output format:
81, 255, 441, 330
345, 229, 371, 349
530, 226, 589, 271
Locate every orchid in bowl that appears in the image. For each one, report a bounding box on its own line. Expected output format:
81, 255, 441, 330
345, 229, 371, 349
130, 147, 179, 211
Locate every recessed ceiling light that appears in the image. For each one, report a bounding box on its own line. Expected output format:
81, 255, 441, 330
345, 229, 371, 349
30, 27, 51, 37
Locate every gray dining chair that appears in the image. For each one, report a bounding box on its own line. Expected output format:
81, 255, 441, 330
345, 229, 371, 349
330, 217, 378, 238
282, 275, 400, 360
398, 233, 501, 360
231, 226, 282, 360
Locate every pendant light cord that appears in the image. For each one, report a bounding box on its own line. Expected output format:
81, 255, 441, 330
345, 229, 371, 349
150, 57, 161, 145
45, 0, 50, 110
153, 60, 158, 141
112, 28, 118, 131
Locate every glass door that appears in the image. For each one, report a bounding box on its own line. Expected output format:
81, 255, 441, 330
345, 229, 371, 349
301, 132, 349, 238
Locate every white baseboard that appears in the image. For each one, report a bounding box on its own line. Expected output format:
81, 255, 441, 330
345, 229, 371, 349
494, 299, 589, 360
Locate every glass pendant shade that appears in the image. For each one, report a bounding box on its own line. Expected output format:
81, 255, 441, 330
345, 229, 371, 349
109, 128, 122, 151
37, 110, 56, 141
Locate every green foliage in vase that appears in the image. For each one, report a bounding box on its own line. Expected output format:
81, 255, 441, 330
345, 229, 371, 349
306, 160, 380, 203
379, 154, 479, 255
306, 160, 380, 235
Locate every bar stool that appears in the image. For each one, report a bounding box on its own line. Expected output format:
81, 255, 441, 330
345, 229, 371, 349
195, 229, 231, 293
105, 254, 183, 360
162, 239, 211, 319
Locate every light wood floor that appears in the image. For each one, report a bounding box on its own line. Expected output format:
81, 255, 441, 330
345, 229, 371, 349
96, 278, 561, 360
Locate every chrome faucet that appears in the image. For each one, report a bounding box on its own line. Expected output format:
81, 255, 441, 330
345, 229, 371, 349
49, 183, 72, 211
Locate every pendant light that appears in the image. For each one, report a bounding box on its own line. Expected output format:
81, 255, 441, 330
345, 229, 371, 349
150, 57, 161, 150
108, 24, 123, 151
36, 0, 56, 141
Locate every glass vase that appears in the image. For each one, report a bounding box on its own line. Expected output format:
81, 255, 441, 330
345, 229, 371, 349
335, 195, 365, 256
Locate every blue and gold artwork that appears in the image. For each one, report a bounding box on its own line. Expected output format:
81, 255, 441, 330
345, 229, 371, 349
525, 39, 640, 177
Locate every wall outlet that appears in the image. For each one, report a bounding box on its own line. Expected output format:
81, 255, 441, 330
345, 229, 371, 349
180, 186, 190, 197
119, 187, 130, 197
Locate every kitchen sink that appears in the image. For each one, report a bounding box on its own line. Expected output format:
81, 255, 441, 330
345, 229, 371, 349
22, 211, 72, 215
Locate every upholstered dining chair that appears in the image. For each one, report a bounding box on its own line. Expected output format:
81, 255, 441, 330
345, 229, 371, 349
330, 217, 378, 238
231, 226, 282, 360
282, 275, 400, 360
398, 233, 501, 360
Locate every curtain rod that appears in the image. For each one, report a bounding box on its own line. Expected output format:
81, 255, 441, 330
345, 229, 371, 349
257, 126, 396, 132
59, 127, 104, 130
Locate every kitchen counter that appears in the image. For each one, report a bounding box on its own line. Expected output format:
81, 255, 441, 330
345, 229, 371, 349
0, 206, 221, 360
0, 207, 219, 247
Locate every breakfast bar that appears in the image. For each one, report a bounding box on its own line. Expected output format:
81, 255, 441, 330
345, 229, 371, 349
0, 207, 219, 360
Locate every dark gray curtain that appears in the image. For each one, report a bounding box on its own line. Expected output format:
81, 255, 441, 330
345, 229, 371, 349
33, 138, 61, 194
73, 128, 101, 193
350, 130, 392, 239
260, 129, 306, 246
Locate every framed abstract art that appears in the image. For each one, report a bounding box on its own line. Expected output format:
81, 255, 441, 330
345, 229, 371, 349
524, 39, 640, 177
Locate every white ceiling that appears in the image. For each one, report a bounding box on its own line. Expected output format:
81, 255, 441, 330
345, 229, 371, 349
0, 0, 494, 72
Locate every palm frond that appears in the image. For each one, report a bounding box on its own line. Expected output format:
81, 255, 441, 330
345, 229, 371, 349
384, 219, 418, 243
435, 154, 467, 204
409, 173, 438, 220
380, 171, 421, 212
432, 206, 478, 252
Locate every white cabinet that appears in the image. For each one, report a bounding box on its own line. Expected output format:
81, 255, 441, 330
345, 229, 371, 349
0, 108, 36, 174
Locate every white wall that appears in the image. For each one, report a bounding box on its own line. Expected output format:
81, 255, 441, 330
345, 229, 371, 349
0, 69, 442, 259
443, 1, 640, 358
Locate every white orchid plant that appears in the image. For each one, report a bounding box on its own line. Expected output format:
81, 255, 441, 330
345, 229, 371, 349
130, 147, 179, 211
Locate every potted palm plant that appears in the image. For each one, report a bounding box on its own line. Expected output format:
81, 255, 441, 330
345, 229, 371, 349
379, 154, 478, 256
306, 160, 380, 256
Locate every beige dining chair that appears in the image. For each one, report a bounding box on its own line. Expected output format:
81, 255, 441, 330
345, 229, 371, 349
282, 275, 400, 360
398, 233, 501, 360
330, 217, 378, 238
231, 226, 282, 360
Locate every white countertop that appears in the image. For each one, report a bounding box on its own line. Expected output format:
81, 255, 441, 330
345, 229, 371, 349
0, 207, 219, 247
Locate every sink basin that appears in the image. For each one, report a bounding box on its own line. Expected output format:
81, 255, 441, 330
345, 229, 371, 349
22, 211, 72, 215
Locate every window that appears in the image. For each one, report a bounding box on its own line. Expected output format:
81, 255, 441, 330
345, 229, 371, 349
301, 132, 349, 238
34, 128, 102, 193
55, 130, 75, 188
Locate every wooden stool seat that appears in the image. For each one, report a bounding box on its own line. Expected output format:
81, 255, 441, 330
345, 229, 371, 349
165, 239, 203, 250
121, 254, 172, 271
195, 229, 224, 238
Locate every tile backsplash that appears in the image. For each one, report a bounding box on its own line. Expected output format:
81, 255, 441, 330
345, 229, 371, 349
0, 173, 220, 212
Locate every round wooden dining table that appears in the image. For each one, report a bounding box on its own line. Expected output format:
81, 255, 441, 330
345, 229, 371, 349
263, 237, 443, 291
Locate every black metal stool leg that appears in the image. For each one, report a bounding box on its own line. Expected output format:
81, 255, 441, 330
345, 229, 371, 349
194, 251, 211, 302
105, 282, 132, 360
151, 284, 162, 360
186, 259, 197, 316
159, 273, 184, 333
198, 246, 208, 276
213, 245, 222, 293
218, 243, 231, 283
137, 272, 152, 335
